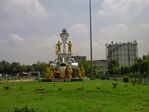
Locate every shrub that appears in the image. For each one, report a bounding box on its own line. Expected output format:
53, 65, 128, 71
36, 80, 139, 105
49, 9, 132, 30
38, 78, 52, 82
58, 87, 63, 92
76, 86, 84, 91
100, 76, 106, 80
123, 75, 129, 82
12, 105, 36, 112
35, 86, 45, 91
4, 85, 9, 90
112, 82, 118, 88
96, 86, 101, 90
106, 77, 110, 80
71, 78, 83, 81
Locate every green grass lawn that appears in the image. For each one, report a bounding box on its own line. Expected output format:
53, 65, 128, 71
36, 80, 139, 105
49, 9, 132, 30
0, 80, 149, 112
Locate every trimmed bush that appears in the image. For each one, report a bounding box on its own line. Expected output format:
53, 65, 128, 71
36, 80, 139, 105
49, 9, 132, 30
112, 82, 118, 88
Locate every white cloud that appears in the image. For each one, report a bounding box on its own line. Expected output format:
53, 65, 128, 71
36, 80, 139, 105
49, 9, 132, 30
38, 36, 58, 48
8, 33, 25, 46
73, 41, 90, 58
95, 23, 149, 57
97, 23, 149, 42
98, 24, 130, 41
1, 0, 48, 18
0, 0, 148, 64
98, 0, 148, 19
70, 24, 89, 35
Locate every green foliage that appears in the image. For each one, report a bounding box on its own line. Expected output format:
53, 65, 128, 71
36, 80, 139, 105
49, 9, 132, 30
12, 105, 36, 112
78, 60, 96, 77
76, 86, 84, 91
100, 76, 106, 80
142, 71, 148, 84
0, 80, 149, 112
123, 75, 129, 82
112, 82, 118, 88
0, 60, 50, 77
108, 60, 120, 75
120, 66, 129, 75
3, 85, 9, 90
32, 62, 49, 76
126, 55, 149, 84
113, 66, 120, 75
35, 86, 45, 92
96, 86, 101, 90
58, 87, 63, 92
124, 84, 128, 87
130, 56, 149, 75
0, 60, 11, 74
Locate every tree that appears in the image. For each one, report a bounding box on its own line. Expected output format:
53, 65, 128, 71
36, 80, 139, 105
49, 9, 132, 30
113, 66, 120, 75
120, 66, 129, 75
26, 65, 35, 72
0, 60, 11, 75
108, 60, 120, 75
16, 65, 27, 75
32, 62, 49, 76
11, 62, 20, 76
78, 60, 96, 77
142, 71, 148, 84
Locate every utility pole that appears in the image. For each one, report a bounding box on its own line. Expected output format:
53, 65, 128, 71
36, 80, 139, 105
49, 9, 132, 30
89, 0, 93, 79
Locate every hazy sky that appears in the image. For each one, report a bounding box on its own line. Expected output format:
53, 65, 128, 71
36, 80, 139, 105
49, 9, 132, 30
0, 0, 149, 64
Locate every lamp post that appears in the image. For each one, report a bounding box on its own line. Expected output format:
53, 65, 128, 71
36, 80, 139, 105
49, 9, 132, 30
89, 0, 93, 79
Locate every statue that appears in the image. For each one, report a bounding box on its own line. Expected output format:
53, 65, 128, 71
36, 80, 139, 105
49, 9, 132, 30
60, 65, 66, 80
77, 67, 81, 78
44, 65, 56, 79
56, 41, 61, 55
43, 29, 86, 81
65, 64, 73, 80
80, 65, 85, 77
67, 41, 72, 54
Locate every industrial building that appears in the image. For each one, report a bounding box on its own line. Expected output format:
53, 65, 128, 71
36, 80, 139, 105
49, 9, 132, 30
92, 60, 107, 74
106, 41, 138, 66
92, 60, 107, 71
71, 56, 86, 62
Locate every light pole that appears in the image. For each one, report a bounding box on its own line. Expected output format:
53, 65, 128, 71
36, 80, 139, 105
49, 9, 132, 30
89, 0, 93, 79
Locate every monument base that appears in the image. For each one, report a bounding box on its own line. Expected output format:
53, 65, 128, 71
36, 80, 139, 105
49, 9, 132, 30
71, 78, 83, 82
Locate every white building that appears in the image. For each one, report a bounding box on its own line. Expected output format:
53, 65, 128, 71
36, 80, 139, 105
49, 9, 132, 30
106, 41, 138, 66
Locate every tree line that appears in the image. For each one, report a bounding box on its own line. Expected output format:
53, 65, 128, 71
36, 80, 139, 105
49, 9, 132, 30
0, 60, 95, 78
0, 60, 50, 76
108, 55, 149, 83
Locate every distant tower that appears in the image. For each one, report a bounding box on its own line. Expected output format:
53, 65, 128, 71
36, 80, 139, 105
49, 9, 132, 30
106, 41, 138, 66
